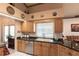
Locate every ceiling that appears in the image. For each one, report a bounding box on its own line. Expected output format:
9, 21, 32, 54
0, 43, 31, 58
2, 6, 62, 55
9, 3, 62, 14
10, 3, 43, 8
25, 3, 37, 6
25, 3, 41, 7
23, 3, 44, 8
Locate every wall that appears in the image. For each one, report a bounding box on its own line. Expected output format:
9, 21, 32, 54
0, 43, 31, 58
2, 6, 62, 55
63, 18, 79, 36
0, 3, 27, 21
0, 16, 22, 50
0, 18, 1, 43
27, 8, 63, 20
63, 3, 79, 17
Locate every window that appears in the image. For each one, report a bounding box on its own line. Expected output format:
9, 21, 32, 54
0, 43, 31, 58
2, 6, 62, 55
36, 22, 54, 38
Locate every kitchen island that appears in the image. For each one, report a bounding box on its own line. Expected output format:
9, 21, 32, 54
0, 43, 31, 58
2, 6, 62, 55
17, 37, 79, 56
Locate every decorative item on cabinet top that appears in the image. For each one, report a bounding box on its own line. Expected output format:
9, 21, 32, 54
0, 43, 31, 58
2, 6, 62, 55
41, 15, 44, 17
21, 14, 25, 19
52, 12, 57, 16
7, 6, 15, 15
31, 15, 34, 19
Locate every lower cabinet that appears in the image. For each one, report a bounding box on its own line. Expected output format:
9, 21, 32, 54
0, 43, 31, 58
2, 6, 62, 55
17, 39, 27, 53
17, 39, 22, 52
70, 49, 79, 56
17, 40, 79, 56
49, 44, 58, 56
33, 42, 42, 56
33, 43, 79, 56
42, 43, 50, 56
58, 45, 79, 56
58, 45, 70, 56
33, 42, 50, 56
21, 40, 27, 53
33, 42, 58, 56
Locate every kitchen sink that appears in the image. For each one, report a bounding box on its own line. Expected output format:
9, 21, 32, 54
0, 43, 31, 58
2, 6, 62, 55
36, 38, 54, 42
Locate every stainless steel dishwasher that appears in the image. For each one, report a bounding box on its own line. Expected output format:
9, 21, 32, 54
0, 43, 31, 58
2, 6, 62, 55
26, 41, 33, 55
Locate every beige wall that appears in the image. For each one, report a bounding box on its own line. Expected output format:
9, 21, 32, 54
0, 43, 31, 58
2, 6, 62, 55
0, 19, 1, 41
27, 8, 63, 20
63, 18, 79, 36
0, 16, 22, 50
0, 3, 27, 21
63, 3, 79, 17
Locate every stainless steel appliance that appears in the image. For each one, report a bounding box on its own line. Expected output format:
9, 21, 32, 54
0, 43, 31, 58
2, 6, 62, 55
63, 40, 72, 48
72, 41, 79, 50
26, 41, 33, 55
21, 34, 30, 38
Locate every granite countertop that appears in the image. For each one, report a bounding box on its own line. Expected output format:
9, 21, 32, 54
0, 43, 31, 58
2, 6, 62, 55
17, 37, 79, 52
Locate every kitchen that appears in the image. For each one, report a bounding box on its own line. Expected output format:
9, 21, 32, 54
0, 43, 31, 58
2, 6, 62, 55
0, 3, 79, 56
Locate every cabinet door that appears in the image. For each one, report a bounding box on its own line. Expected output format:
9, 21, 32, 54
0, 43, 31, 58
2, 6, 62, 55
21, 40, 26, 53
25, 41, 29, 53
21, 21, 34, 33
70, 50, 79, 56
55, 18, 63, 33
27, 21, 34, 33
49, 44, 58, 56
33, 42, 42, 56
42, 43, 50, 56
21, 21, 27, 32
58, 45, 70, 56
17, 40, 22, 52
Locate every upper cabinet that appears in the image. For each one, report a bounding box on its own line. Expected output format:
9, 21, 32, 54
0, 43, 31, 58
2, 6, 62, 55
21, 21, 34, 33
27, 8, 64, 21
55, 18, 63, 33
0, 3, 28, 21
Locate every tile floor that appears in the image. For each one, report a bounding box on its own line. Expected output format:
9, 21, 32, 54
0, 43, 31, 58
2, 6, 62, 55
7, 49, 31, 56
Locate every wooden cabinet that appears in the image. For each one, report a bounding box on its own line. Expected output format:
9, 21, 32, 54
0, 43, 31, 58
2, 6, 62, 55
21, 40, 27, 53
49, 44, 58, 56
58, 45, 70, 56
21, 21, 34, 33
17, 40, 79, 56
33, 42, 42, 56
42, 43, 50, 56
58, 45, 79, 56
55, 18, 63, 33
0, 48, 4, 56
33, 42, 50, 56
17, 39, 27, 53
17, 39, 22, 52
70, 49, 79, 56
